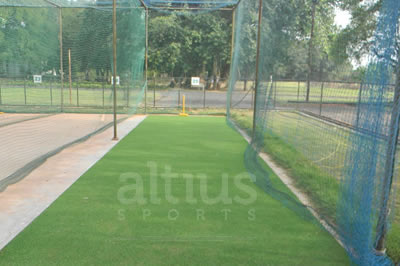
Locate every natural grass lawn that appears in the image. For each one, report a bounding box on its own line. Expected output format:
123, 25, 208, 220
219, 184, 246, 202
230, 110, 400, 263
0, 116, 348, 265
0, 86, 148, 108
271, 81, 394, 103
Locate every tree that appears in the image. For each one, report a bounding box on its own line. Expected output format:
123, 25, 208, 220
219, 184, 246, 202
148, 14, 183, 76
147, 10, 231, 88
0, 7, 59, 77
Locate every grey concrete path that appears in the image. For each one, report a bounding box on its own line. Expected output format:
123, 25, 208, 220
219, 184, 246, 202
0, 113, 50, 127
0, 113, 120, 189
0, 115, 146, 251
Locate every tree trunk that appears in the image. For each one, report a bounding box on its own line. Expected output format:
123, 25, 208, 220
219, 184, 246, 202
85, 69, 89, 81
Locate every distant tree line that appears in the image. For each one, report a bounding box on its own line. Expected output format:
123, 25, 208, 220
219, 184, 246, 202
0, 1, 393, 89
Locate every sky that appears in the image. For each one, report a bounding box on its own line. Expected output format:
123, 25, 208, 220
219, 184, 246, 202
334, 8, 351, 29
334, 8, 370, 68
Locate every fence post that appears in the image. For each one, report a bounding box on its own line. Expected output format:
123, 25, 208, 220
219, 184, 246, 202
178, 89, 180, 108
144, 82, 147, 113
203, 87, 206, 109
355, 82, 363, 128
273, 81, 277, 109
319, 82, 324, 116
76, 81, 79, 107
251, 86, 254, 109
297, 81, 300, 102
102, 81, 105, 108
297, 81, 300, 110
50, 80, 53, 106
24, 77, 27, 105
126, 84, 130, 107
153, 79, 156, 107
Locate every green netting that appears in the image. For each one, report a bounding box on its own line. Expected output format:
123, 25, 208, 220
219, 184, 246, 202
1, 0, 400, 264
0, 2, 145, 190
0, 0, 142, 8
227, 0, 400, 264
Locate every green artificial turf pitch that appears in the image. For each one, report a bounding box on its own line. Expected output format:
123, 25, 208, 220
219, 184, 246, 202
0, 116, 349, 265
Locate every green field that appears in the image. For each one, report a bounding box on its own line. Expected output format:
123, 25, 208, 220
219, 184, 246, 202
0, 86, 145, 107
0, 116, 349, 265
0, 80, 395, 110
231, 80, 367, 103
270, 81, 394, 103
230, 109, 400, 262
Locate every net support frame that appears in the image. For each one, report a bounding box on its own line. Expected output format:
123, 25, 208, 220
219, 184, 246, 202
252, 0, 262, 138
59, 8, 64, 111
112, 0, 118, 140
145, 7, 149, 114
228, 8, 235, 110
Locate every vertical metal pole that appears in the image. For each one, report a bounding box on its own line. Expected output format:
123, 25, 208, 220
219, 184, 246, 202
144, 80, 147, 112
375, 74, 400, 252
76, 82, 79, 107
112, 0, 118, 140
251, 87, 254, 109
127, 83, 130, 107
102, 81, 105, 108
297, 80, 300, 110
178, 89, 180, 108
182, 95, 186, 114
68, 48, 72, 105
144, 8, 149, 113
252, 0, 263, 137
273, 81, 277, 109
50, 80, 53, 106
229, 9, 235, 109
24, 77, 27, 105
355, 82, 363, 128
59, 8, 64, 112
230, 10, 235, 63
153, 80, 156, 107
0, 83, 2, 105
319, 82, 324, 116
203, 86, 206, 109
297, 81, 300, 102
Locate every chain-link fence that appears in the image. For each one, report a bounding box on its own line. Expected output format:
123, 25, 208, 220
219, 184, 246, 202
0, 76, 143, 113
2, 77, 396, 132
271, 80, 395, 134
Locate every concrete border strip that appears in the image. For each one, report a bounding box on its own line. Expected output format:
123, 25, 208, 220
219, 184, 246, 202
229, 120, 345, 249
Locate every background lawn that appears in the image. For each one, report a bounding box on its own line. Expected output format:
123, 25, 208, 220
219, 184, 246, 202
0, 116, 348, 265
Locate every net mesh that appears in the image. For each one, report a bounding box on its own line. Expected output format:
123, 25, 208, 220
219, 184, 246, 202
0, 1, 145, 190
227, 0, 400, 264
1, 0, 400, 264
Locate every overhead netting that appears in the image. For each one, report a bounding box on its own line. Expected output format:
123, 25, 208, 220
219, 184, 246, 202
0, 0, 145, 190
143, 0, 237, 12
227, 0, 400, 265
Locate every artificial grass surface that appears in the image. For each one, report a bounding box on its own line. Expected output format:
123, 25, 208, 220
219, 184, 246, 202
0, 116, 349, 265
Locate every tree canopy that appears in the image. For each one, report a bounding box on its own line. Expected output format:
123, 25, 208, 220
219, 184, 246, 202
0, 1, 388, 85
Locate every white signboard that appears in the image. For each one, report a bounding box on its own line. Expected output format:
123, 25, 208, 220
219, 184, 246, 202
111, 76, 120, 85
33, 75, 42, 84
191, 77, 200, 86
